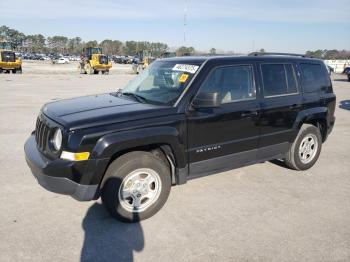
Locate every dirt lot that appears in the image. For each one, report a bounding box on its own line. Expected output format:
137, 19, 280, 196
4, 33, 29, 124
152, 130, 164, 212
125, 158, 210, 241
0, 61, 350, 262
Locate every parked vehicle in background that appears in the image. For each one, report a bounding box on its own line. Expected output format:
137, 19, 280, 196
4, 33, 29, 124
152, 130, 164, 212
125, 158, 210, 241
0, 42, 22, 74
52, 57, 69, 64
343, 67, 350, 74
113, 56, 126, 64
79, 47, 112, 75
132, 50, 155, 74
345, 69, 350, 82
24, 53, 336, 222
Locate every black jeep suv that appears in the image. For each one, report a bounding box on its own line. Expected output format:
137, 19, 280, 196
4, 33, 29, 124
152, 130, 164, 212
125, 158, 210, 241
25, 53, 336, 222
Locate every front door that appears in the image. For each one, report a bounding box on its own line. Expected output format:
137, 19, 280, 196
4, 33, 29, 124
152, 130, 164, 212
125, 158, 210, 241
187, 63, 260, 178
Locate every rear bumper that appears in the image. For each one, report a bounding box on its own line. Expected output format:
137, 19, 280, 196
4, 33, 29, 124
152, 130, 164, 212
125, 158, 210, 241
24, 135, 99, 201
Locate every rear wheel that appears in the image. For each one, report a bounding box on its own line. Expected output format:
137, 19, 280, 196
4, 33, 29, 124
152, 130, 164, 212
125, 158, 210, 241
16, 67, 22, 74
284, 124, 322, 170
102, 70, 109, 75
101, 151, 171, 223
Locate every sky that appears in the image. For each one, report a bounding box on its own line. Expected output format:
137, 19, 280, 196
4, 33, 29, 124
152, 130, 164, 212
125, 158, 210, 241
0, 0, 349, 53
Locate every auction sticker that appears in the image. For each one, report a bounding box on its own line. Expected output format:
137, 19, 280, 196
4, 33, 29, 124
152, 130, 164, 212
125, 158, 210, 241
172, 64, 199, 74
179, 73, 189, 83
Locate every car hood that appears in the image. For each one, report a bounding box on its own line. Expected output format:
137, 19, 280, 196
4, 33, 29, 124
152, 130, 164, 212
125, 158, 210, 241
42, 93, 175, 130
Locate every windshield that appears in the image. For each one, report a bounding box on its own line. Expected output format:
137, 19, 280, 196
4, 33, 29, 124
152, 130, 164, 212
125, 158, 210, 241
122, 60, 202, 106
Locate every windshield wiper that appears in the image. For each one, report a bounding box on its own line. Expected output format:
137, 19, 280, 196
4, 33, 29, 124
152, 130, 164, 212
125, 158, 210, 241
122, 92, 147, 103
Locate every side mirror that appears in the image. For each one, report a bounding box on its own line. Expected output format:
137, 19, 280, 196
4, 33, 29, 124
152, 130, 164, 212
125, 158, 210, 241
192, 92, 220, 109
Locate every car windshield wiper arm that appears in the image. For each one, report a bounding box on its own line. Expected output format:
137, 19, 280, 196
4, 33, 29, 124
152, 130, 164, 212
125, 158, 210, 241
122, 92, 147, 103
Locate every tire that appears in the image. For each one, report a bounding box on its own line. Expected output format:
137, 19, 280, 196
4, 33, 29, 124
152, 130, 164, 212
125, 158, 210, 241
85, 64, 94, 75
79, 64, 86, 74
102, 70, 109, 75
101, 151, 171, 223
17, 67, 22, 74
348, 75, 350, 82
284, 124, 322, 170
0, 68, 3, 74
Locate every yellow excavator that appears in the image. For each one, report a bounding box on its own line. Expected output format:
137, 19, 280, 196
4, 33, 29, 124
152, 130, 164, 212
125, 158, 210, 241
132, 50, 155, 74
79, 47, 112, 75
0, 42, 22, 74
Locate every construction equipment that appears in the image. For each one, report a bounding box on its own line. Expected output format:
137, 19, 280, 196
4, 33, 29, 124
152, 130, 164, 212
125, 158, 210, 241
132, 50, 155, 74
0, 42, 22, 74
79, 47, 112, 75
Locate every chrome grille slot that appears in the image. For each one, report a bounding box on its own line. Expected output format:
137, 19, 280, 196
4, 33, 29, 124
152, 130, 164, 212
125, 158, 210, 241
35, 115, 51, 152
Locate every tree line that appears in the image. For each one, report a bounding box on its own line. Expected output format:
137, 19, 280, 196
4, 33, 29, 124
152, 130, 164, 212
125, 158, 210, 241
0, 25, 196, 57
306, 49, 350, 60
1, 25, 349, 59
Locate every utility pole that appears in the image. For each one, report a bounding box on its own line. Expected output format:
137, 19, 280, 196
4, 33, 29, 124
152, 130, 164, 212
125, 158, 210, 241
184, 0, 188, 45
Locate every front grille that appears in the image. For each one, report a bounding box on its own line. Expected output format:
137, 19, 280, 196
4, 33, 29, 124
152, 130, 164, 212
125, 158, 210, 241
2, 51, 15, 62
35, 115, 51, 152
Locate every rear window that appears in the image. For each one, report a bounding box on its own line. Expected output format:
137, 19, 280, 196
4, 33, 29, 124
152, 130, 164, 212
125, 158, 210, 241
300, 63, 328, 93
261, 64, 298, 97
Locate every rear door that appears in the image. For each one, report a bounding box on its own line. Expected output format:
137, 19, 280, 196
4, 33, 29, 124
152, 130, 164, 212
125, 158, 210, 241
257, 62, 303, 159
187, 63, 260, 177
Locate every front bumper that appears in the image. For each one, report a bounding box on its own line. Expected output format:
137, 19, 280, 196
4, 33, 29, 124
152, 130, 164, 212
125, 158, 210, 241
24, 135, 99, 201
0, 61, 21, 70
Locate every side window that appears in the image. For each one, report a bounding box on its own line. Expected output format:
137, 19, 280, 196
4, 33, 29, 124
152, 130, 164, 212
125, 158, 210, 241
261, 63, 298, 97
300, 63, 327, 93
199, 65, 256, 104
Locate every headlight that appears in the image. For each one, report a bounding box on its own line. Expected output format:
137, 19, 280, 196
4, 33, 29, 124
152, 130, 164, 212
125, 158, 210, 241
52, 128, 62, 151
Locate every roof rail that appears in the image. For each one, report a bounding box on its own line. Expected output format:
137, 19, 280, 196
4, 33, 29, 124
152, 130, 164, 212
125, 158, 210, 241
248, 52, 312, 58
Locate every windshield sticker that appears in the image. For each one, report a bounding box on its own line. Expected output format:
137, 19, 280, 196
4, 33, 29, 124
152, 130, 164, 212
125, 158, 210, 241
172, 64, 199, 74
179, 73, 189, 83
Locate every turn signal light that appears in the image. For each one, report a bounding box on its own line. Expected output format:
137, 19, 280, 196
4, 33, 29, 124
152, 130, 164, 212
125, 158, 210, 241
61, 151, 90, 161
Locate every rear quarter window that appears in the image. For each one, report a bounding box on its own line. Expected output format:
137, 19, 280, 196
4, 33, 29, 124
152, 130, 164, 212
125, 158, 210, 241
300, 63, 329, 93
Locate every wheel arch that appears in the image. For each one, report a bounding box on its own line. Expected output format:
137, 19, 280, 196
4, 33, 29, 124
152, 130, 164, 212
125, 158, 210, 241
89, 126, 187, 187
294, 107, 328, 142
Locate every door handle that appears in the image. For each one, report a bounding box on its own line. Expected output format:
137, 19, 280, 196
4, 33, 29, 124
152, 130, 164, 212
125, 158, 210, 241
241, 111, 258, 117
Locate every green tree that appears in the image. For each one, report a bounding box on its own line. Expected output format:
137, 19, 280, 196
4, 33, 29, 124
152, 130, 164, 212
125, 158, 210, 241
0, 25, 25, 49
176, 46, 195, 56
47, 36, 68, 53
67, 37, 82, 54
84, 40, 98, 48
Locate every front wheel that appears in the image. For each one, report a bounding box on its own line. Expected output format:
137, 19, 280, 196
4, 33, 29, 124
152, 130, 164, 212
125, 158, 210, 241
101, 151, 171, 222
14, 67, 22, 74
84, 64, 94, 75
284, 124, 322, 170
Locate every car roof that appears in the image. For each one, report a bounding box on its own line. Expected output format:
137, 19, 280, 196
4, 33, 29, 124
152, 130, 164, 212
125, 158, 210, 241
161, 55, 323, 64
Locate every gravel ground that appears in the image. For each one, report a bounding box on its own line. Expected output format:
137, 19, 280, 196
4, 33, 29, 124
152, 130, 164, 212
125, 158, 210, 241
0, 62, 349, 262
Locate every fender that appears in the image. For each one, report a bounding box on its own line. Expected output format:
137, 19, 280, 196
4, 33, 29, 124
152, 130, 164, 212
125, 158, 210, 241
84, 126, 187, 185
293, 107, 328, 130
291, 107, 329, 143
